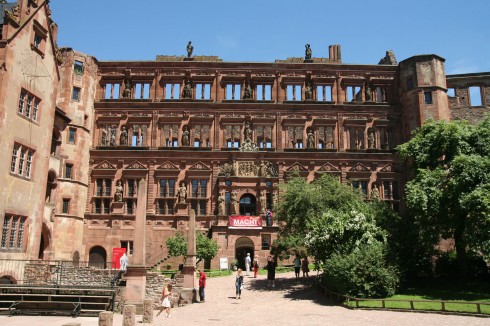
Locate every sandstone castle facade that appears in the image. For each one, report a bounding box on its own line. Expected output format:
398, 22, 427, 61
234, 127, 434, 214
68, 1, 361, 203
1, 1, 489, 277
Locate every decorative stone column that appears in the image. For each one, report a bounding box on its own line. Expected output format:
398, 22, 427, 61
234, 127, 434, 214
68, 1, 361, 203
180, 209, 197, 304
124, 179, 147, 305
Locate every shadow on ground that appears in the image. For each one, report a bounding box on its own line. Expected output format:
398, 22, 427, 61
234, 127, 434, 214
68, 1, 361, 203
246, 275, 335, 307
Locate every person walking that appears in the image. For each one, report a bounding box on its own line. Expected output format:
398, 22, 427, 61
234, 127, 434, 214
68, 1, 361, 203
266, 255, 277, 287
198, 268, 207, 302
253, 255, 259, 278
302, 257, 310, 278
156, 282, 172, 318
235, 268, 244, 299
245, 253, 251, 276
293, 254, 301, 278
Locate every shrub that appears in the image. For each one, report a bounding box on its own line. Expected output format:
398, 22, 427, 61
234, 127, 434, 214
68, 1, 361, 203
435, 251, 489, 279
321, 242, 399, 298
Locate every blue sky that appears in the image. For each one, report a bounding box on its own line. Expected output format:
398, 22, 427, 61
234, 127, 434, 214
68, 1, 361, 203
51, 0, 489, 74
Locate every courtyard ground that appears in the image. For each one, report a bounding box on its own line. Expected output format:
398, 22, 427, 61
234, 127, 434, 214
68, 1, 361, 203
0, 271, 488, 325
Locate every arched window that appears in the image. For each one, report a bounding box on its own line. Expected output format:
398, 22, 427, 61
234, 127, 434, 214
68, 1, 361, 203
239, 194, 256, 216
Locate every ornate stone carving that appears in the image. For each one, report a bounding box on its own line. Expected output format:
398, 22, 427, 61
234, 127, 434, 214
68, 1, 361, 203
156, 161, 179, 170
307, 128, 315, 148
379, 163, 393, 173
189, 161, 211, 171
94, 160, 117, 170
187, 41, 193, 58
260, 190, 267, 214
286, 163, 308, 172
126, 161, 147, 170
119, 126, 128, 145
181, 126, 190, 146
217, 191, 226, 215
178, 182, 187, 204
182, 79, 192, 99
218, 162, 235, 177
122, 79, 131, 98
371, 184, 380, 200
230, 191, 239, 215
368, 128, 376, 149
305, 81, 313, 100
318, 162, 340, 172
349, 163, 370, 172
243, 79, 253, 99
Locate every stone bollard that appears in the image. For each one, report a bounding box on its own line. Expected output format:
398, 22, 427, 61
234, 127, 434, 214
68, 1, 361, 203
143, 299, 153, 324
123, 304, 136, 326
98, 311, 113, 326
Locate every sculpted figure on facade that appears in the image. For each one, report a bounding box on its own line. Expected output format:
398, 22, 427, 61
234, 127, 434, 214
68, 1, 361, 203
260, 190, 267, 214
305, 44, 312, 60
307, 129, 315, 148
178, 182, 187, 204
182, 79, 192, 99
115, 180, 123, 202
110, 125, 117, 146
365, 85, 372, 102
123, 79, 132, 98
240, 121, 259, 152
217, 191, 226, 215
243, 79, 253, 99
371, 184, 380, 201
120, 126, 128, 145
230, 191, 239, 215
368, 128, 376, 149
244, 121, 252, 141
186, 41, 194, 58
305, 81, 313, 100
181, 126, 190, 146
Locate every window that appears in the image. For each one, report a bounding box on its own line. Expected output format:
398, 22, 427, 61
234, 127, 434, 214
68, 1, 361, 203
159, 179, 175, 197
10, 144, 34, 179
120, 241, 134, 255
95, 179, 112, 196
261, 234, 271, 250
195, 83, 211, 100
74, 60, 84, 75
225, 84, 241, 100
65, 164, 73, 179
407, 78, 414, 91
191, 199, 207, 216
469, 86, 482, 106
351, 180, 368, 196
126, 199, 134, 215
33, 33, 42, 49
1, 214, 26, 250
68, 128, 76, 143
127, 179, 136, 197
18, 89, 40, 121
424, 91, 433, 104
94, 198, 111, 214
157, 199, 174, 215
72, 87, 81, 101
191, 179, 207, 198
62, 199, 70, 214
31, 21, 47, 56
164, 83, 180, 100
158, 179, 175, 215
286, 85, 302, 101
104, 83, 121, 99
256, 84, 272, 101
190, 179, 207, 215
317, 85, 333, 101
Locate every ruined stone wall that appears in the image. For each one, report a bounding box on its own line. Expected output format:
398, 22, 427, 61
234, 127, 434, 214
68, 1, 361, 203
23, 263, 115, 286
447, 73, 490, 124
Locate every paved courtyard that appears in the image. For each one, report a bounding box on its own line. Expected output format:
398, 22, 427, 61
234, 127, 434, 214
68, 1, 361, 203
0, 271, 488, 325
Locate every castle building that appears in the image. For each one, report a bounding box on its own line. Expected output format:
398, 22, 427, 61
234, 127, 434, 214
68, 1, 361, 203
1, 1, 489, 274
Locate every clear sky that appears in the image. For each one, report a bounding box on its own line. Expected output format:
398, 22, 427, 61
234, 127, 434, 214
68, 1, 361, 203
50, 0, 489, 74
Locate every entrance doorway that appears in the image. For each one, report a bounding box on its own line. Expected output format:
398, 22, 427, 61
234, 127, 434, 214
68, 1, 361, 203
235, 237, 254, 270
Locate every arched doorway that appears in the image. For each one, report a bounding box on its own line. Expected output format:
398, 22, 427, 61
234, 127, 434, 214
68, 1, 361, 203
239, 194, 256, 216
38, 223, 51, 260
89, 246, 107, 268
235, 237, 254, 270
0, 275, 16, 284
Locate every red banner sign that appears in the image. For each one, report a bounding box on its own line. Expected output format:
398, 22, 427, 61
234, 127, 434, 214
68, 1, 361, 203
228, 215, 262, 229
112, 247, 126, 269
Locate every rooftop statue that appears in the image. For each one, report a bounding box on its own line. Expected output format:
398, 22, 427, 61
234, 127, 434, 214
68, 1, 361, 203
305, 44, 312, 60
187, 41, 194, 58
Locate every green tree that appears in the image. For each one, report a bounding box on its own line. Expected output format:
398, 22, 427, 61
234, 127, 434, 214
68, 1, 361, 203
397, 118, 490, 278
165, 232, 219, 265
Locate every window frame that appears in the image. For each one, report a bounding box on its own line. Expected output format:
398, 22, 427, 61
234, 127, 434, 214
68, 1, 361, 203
1, 214, 27, 251
10, 143, 35, 179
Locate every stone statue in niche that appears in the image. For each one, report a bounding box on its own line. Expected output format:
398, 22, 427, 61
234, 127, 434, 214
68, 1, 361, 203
119, 126, 128, 145
186, 41, 194, 58
260, 190, 267, 214
217, 191, 226, 215
365, 85, 372, 102
355, 89, 363, 102
272, 190, 278, 209
371, 184, 380, 201
122, 79, 132, 98
230, 191, 239, 215
114, 180, 123, 202
368, 128, 376, 149
182, 79, 192, 99
181, 126, 190, 146
305, 44, 312, 60
243, 80, 253, 99
307, 129, 315, 148
244, 121, 252, 141
305, 81, 313, 100
259, 161, 268, 177
178, 182, 187, 204
109, 125, 117, 146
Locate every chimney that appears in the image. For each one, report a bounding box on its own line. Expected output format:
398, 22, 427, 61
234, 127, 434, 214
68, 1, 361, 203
329, 45, 342, 63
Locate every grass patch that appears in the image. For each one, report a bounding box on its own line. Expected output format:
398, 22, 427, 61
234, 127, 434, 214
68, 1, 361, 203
342, 279, 490, 315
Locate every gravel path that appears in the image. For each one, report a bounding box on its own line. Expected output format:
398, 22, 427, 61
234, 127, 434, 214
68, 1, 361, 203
1, 271, 488, 325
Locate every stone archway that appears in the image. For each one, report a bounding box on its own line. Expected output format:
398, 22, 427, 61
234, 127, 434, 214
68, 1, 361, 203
235, 236, 254, 271
89, 246, 107, 268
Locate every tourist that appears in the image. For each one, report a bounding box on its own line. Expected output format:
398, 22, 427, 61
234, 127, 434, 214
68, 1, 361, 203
266, 255, 277, 287
198, 268, 207, 302
235, 268, 244, 299
293, 254, 301, 278
157, 282, 172, 318
302, 257, 310, 278
245, 253, 251, 276
253, 255, 259, 278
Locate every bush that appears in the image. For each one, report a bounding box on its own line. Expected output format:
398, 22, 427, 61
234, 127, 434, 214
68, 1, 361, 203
435, 251, 489, 279
321, 242, 399, 298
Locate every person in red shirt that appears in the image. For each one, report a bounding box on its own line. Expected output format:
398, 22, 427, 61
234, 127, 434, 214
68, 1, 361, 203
198, 268, 207, 302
